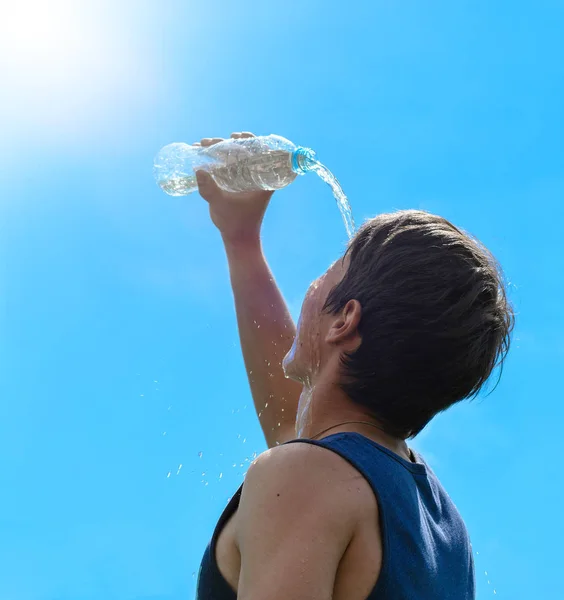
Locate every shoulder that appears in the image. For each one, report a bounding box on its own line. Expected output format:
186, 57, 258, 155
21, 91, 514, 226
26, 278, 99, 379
237, 441, 371, 538
247, 440, 362, 492
233, 442, 377, 598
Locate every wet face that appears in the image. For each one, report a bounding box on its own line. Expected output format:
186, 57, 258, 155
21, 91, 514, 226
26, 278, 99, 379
282, 258, 348, 385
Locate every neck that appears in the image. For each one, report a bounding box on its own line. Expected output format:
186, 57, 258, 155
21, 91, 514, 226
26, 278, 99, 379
295, 377, 412, 461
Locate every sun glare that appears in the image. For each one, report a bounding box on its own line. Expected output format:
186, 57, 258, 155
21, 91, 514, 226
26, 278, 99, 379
0, 0, 157, 147
2, 2, 78, 60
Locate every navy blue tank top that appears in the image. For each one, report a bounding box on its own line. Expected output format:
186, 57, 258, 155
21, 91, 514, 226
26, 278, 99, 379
197, 432, 475, 599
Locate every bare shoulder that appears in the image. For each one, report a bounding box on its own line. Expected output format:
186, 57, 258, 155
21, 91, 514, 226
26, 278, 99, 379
249, 441, 363, 487
238, 441, 374, 535
233, 442, 381, 599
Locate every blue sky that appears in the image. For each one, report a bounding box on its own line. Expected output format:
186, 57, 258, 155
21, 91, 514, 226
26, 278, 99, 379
0, 0, 562, 598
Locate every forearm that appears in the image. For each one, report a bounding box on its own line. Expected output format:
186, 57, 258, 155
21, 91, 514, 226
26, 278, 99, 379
224, 237, 302, 448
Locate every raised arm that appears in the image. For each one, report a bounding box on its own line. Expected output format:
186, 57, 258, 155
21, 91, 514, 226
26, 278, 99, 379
196, 133, 302, 447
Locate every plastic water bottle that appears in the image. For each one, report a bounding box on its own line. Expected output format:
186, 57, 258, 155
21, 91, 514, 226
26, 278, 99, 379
153, 134, 317, 196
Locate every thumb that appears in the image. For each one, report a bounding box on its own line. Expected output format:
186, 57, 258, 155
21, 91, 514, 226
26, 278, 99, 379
195, 170, 219, 200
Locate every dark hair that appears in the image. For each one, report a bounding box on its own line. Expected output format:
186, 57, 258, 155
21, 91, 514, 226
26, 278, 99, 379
324, 210, 514, 439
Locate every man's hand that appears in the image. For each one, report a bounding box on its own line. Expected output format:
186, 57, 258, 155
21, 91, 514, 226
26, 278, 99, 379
195, 132, 274, 247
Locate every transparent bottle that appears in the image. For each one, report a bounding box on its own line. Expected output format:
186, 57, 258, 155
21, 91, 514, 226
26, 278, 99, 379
154, 134, 317, 196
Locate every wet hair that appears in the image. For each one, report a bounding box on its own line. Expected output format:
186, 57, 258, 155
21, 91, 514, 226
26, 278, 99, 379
323, 210, 514, 439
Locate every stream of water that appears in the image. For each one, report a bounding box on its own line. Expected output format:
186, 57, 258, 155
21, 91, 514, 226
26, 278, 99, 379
309, 160, 356, 239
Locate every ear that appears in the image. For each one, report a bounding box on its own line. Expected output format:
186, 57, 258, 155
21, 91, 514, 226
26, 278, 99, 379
325, 299, 362, 347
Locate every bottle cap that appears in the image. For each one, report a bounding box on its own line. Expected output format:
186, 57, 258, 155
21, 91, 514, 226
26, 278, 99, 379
292, 147, 317, 174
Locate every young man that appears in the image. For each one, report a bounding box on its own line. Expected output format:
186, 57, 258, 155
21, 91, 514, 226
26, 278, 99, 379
195, 133, 514, 600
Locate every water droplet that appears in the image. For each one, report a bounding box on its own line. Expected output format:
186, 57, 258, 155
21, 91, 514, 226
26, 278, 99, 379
154, 380, 158, 383
177, 464, 183, 475
252, 451, 258, 459
485, 572, 488, 576
265, 402, 269, 408
219, 473, 223, 479
198, 451, 203, 459
240, 463, 244, 468
201, 472, 206, 476
166, 472, 171, 478
243, 438, 246, 443
237, 434, 241, 439
232, 463, 237, 467
204, 481, 209, 486
162, 431, 167, 436
140, 394, 144, 397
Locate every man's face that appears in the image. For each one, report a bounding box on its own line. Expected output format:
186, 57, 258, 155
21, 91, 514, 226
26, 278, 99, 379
283, 258, 348, 385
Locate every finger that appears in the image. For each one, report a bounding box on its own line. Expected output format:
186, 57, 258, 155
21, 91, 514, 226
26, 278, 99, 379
241, 131, 255, 138
195, 170, 220, 200
200, 137, 223, 147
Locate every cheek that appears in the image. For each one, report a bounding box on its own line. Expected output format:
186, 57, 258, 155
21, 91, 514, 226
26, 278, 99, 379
282, 280, 328, 377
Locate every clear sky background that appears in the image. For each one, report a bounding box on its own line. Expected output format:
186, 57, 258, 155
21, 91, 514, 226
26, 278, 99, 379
0, 0, 562, 598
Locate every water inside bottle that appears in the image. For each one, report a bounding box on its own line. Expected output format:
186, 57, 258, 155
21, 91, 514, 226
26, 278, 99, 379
159, 175, 197, 196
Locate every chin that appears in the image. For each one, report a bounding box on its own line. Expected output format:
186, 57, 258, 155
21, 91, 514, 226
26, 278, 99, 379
283, 349, 312, 386
282, 351, 297, 380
